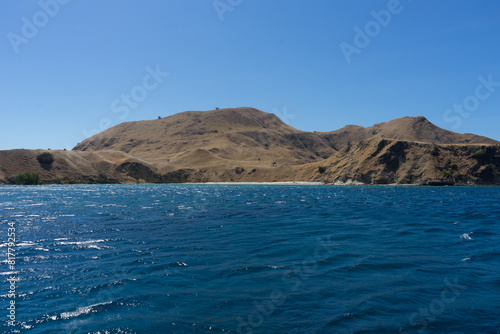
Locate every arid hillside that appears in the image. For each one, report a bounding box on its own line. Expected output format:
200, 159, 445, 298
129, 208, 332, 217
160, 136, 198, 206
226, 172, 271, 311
0, 149, 133, 184
73, 107, 337, 170
319, 116, 498, 150
299, 138, 500, 185
0, 107, 499, 185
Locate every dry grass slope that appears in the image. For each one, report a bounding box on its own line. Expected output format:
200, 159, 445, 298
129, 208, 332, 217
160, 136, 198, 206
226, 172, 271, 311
1, 107, 498, 185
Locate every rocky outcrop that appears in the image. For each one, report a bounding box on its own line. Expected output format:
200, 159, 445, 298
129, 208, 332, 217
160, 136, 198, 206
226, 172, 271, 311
115, 162, 160, 183
313, 138, 500, 185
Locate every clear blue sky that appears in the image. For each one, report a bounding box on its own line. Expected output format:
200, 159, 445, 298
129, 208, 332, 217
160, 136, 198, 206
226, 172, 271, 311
1, 0, 499, 150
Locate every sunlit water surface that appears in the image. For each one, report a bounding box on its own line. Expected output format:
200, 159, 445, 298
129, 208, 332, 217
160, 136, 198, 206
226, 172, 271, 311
0, 185, 499, 333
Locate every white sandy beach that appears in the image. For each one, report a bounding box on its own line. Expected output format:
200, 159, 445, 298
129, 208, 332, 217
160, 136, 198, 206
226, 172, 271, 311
188, 181, 326, 185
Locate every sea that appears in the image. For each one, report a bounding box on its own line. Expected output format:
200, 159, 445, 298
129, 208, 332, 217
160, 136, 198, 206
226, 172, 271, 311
0, 184, 499, 334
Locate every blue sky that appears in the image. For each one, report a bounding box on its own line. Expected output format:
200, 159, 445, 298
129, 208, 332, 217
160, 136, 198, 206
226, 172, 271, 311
1, 0, 499, 150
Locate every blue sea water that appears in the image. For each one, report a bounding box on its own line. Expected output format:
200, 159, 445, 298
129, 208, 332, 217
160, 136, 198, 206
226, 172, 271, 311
0, 184, 499, 334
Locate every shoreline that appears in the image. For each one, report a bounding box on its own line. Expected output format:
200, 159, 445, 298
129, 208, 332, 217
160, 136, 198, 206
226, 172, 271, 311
2, 181, 498, 187
188, 181, 326, 186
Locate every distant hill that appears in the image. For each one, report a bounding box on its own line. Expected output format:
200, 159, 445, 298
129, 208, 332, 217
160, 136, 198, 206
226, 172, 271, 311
319, 116, 498, 150
300, 137, 500, 185
1, 107, 499, 185
73, 107, 337, 169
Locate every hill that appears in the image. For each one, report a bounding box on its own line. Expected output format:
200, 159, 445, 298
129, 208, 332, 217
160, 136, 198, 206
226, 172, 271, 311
299, 138, 500, 185
0, 107, 499, 185
73, 107, 337, 170
319, 116, 497, 150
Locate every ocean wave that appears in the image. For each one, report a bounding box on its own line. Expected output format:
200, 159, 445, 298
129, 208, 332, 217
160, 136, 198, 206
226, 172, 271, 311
0, 241, 38, 248
171, 261, 188, 267
60, 301, 113, 320
460, 232, 473, 240
17, 241, 37, 247
57, 239, 107, 246
0, 271, 18, 276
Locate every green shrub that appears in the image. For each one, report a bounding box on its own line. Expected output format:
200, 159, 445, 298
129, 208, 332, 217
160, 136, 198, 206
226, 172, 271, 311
263, 142, 270, 149
442, 170, 454, 178
473, 149, 486, 160
321, 155, 330, 159
449, 163, 458, 170
15, 172, 43, 185
37, 152, 54, 165
317, 166, 326, 174
234, 167, 245, 174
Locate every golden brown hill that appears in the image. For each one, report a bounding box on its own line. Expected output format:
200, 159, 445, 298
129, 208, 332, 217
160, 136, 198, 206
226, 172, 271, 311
73, 107, 337, 171
1, 107, 499, 185
0, 149, 132, 184
300, 138, 500, 185
320, 116, 498, 150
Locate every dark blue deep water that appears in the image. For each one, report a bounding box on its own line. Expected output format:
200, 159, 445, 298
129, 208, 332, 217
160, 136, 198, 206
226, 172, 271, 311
0, 185, 499, 334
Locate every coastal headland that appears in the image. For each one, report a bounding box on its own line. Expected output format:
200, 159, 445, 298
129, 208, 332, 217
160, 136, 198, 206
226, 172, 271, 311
1, 107, 499, 185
